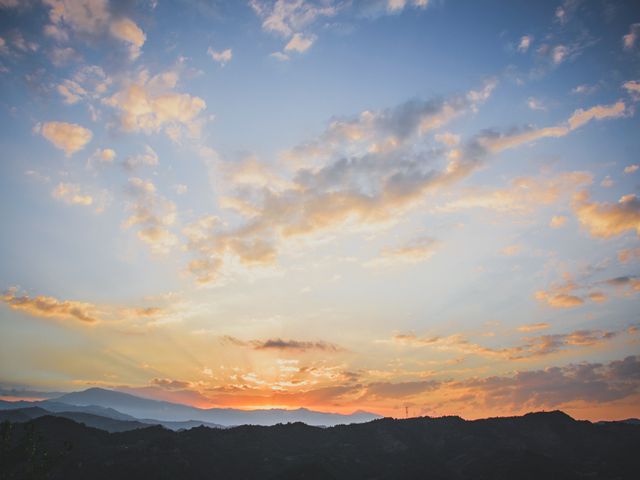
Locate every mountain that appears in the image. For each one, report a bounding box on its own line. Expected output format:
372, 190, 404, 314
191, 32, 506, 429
0, 401, 224, 431
1, 411, 639, 479
0, 407, 150, 433
0, 398, 137, 421
53, 387, 381, 426
597, 418, 640, 425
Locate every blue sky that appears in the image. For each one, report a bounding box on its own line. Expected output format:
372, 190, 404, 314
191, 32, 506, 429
0, 0, 639, 419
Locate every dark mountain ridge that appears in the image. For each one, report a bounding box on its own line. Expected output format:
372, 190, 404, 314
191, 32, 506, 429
1, 410, 638, 479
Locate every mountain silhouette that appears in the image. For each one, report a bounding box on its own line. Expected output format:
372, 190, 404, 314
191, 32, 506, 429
1, 410, 638, 479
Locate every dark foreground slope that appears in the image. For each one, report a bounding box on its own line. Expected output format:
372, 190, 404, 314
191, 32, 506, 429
1, 411, 639, 480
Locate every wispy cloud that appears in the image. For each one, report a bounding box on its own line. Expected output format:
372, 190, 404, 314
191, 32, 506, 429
222, 335, 343, 352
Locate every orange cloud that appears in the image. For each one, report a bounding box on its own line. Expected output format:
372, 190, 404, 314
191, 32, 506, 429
517, 323, 550, 332
367, 237, 440, 267
1, 290, 99, 323
618, 247, 640, 263
441, 171, 592, 214
104, 69, 206, 141
39, 121, 92, 156
0, 289, 170, 329
478, 101, 626, 153
109, 17, 145, 59
389, 327, 619, 360
573, 191, 640, 238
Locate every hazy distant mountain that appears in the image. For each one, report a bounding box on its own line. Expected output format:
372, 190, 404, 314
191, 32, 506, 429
1, 410, 639, 479
0, 407, 150, 433
0, 398, 137, 421
54, 387, 381, 426
0, 403, 226, 432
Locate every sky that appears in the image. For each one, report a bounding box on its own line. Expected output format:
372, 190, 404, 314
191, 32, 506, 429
0, 0, 639, 421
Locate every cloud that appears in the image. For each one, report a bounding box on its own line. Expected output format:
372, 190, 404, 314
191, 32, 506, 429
122, 145, 159, 170
457, 356, 640, 410
478, 101, 627, 153
51, 182, 108, 213
600, 175, 614, 188
365, 379, 438, 399
588, 291, 607, 303
434, 132, 460, 146
623, 81, 640, 101
390, 327, 620, 360
551, 44, 568, 64
251, 0, 429, 58
550, 215, 568, 228
44, 23, 68, 42
103, 69, 207, 141
354, 0, 429, 17
173, 184, 188, 195
254, 338, 342, 352
535, 275, 586, 308
43, 0, 146, 60
49, 46, 80, 66
249, 0, 337, 37
186, 83, 496, 283
109, 17, 146, 60
270, 51, 290, 61
517, 323, 550, 332
536, 270, 640, 309
571, 84, 598, 95
285, 79, 496, 166
368, 237, 440, 267
123, 177, 178, 254
535, 291, 584, 308
52, 183, 93, 206
87, 147, 116, 167
527, 97, 546, 111
1, 289, 99, 323
573, 191, 640, 238
618, 247, 640, 263
623, 23, 640, 50
1, 288, 171, 328
150, 378, 192, 390
567, 101, 626, 130
284, 32, 315, 53
43, 0, 110, 32
57, 79, 86, 104
222, 336, 343, 352
605, 276, 640, 293
501, 244, 522, 256
441, 171, 592, 214
517, 35, 533, 52
38, 121, 92, 156
207, 47, 232, 66
57, 65, 112, 111
624, 164, 639, 174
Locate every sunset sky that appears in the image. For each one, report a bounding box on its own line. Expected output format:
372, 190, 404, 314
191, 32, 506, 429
0, 0, 639, 421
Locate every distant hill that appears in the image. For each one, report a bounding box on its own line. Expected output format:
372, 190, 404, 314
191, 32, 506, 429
597, 418, 640, 425
0, 398, 138, 421
0, 402, 224, 432
0, 407, 150, 433
53, 387, 381, 426
1, 410, 638, 479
